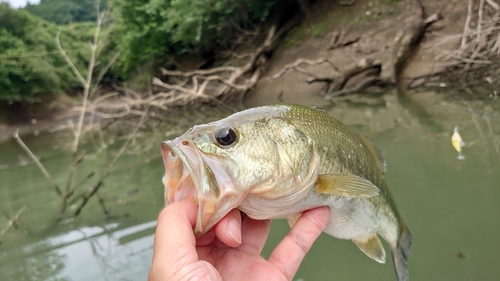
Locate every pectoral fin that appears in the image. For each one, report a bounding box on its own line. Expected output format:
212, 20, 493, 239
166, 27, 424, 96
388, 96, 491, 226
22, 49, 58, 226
352, 235, 386, 264
315, 174, 380, 198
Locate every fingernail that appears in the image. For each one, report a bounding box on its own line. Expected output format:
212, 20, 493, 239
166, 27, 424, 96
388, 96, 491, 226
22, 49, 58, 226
227, 219, 242, 245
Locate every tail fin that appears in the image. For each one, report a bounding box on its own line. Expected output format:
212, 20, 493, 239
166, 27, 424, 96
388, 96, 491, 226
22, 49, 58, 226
391, 220, 412, 281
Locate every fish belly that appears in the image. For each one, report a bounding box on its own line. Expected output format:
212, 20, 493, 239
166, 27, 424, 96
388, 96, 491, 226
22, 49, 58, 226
240, 190, 398, 246
298, 192, 398, 244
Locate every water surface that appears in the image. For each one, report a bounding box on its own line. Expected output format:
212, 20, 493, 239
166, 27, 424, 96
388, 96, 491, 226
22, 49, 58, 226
1, 88, 499, 280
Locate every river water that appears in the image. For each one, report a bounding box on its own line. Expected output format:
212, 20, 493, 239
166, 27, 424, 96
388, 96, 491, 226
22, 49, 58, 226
1, 88, 499, 281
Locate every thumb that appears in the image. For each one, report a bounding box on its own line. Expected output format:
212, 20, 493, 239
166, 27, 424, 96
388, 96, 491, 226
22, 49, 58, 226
149, 198, 198, 279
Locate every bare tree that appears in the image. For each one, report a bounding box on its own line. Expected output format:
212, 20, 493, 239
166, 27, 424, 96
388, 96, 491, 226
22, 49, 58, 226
14, 1, 137, 221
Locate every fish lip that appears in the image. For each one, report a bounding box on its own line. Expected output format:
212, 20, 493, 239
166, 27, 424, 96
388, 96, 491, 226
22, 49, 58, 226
161, 139, 223, 236
161, 140, 200, 204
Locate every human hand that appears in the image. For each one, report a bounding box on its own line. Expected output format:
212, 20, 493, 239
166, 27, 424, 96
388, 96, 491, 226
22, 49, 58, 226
148, 198, 330, 281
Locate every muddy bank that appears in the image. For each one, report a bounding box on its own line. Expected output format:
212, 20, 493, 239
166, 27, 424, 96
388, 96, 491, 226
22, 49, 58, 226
244, 0, 482, 106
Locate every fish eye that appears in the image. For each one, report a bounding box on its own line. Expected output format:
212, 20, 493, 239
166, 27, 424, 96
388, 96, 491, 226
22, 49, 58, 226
214, 126, 238, 147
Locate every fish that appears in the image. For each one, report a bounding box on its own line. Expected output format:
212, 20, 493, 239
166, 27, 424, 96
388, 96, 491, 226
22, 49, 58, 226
451, 126, 465, 160
161, 103, 412, 281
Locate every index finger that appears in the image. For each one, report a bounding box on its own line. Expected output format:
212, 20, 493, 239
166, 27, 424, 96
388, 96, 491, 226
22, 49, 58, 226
268, 207, 331, 280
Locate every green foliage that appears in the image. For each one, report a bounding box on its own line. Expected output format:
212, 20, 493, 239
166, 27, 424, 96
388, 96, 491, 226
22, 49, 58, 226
115, 0, 278, 74
1, 0, 282, 102
0, 28, 61, 102
0, 3, 100, 102
24, 0, 108, 25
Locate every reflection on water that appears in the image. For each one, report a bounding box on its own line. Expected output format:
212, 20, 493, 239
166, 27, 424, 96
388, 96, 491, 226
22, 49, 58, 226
1, 88, 500, 280
0, 220, 155, 281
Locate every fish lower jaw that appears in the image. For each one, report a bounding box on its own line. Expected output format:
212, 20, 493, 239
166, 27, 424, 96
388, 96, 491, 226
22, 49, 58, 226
238, 196, 320, 220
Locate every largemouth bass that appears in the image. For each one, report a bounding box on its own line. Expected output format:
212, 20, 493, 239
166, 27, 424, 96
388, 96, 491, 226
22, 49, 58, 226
161, 104, 411, 281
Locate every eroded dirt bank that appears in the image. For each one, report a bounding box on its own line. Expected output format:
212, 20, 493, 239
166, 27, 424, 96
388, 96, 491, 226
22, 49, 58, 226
245, 0, 480, 106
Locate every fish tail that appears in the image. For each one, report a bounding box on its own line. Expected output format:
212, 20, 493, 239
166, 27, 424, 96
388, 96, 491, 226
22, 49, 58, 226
391, 220, 412, 281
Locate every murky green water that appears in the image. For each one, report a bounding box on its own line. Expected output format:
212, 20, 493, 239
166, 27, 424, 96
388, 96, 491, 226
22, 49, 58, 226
1, 88, 499, 281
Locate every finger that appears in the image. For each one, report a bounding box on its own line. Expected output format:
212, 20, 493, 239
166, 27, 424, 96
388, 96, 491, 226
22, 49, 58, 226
213, 208, 242, 248
196, 229, 217, 246
149, 198, 198, 279
155, 198, 198, 251
268, 207, 330, 280
237, 215, 271, 255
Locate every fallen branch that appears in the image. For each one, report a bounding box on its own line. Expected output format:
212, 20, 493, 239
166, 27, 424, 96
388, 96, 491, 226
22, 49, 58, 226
53, 1, 128, 220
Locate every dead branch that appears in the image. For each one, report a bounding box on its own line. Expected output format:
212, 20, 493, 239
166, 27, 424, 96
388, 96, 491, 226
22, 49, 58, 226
421, 0, 500, 85
72, 104, 150, 217
0, 206, 27, 236
13, 130, 62, 196
487, 0, 499, 10
54, 1, 129, 220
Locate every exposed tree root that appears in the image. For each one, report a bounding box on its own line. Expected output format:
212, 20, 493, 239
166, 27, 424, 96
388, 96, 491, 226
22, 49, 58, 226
270, 0, 439, 99
91, 25, 284, 119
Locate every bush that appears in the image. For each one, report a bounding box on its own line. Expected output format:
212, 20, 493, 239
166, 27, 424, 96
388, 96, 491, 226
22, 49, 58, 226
114, 0, 278, 74
0, 3, 109, 102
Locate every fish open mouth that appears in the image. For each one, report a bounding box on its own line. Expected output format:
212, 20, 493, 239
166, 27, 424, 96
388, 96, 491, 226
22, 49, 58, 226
161, 139, 233, 236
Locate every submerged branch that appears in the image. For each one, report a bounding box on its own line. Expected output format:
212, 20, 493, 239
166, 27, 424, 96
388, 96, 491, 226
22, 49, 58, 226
0, 206, 27, 236
13, 131, 62, 197
73, 105, 150, 216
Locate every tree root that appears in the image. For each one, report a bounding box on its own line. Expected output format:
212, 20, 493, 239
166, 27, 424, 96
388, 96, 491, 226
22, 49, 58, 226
270, 0, 440, 99
90, 25, 285, 119
422, 0, 500, 86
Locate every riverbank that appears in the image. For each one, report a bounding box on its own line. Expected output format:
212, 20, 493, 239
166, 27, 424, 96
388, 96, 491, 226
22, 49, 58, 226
245, 0, 476, 106
1, 0, 494, 142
